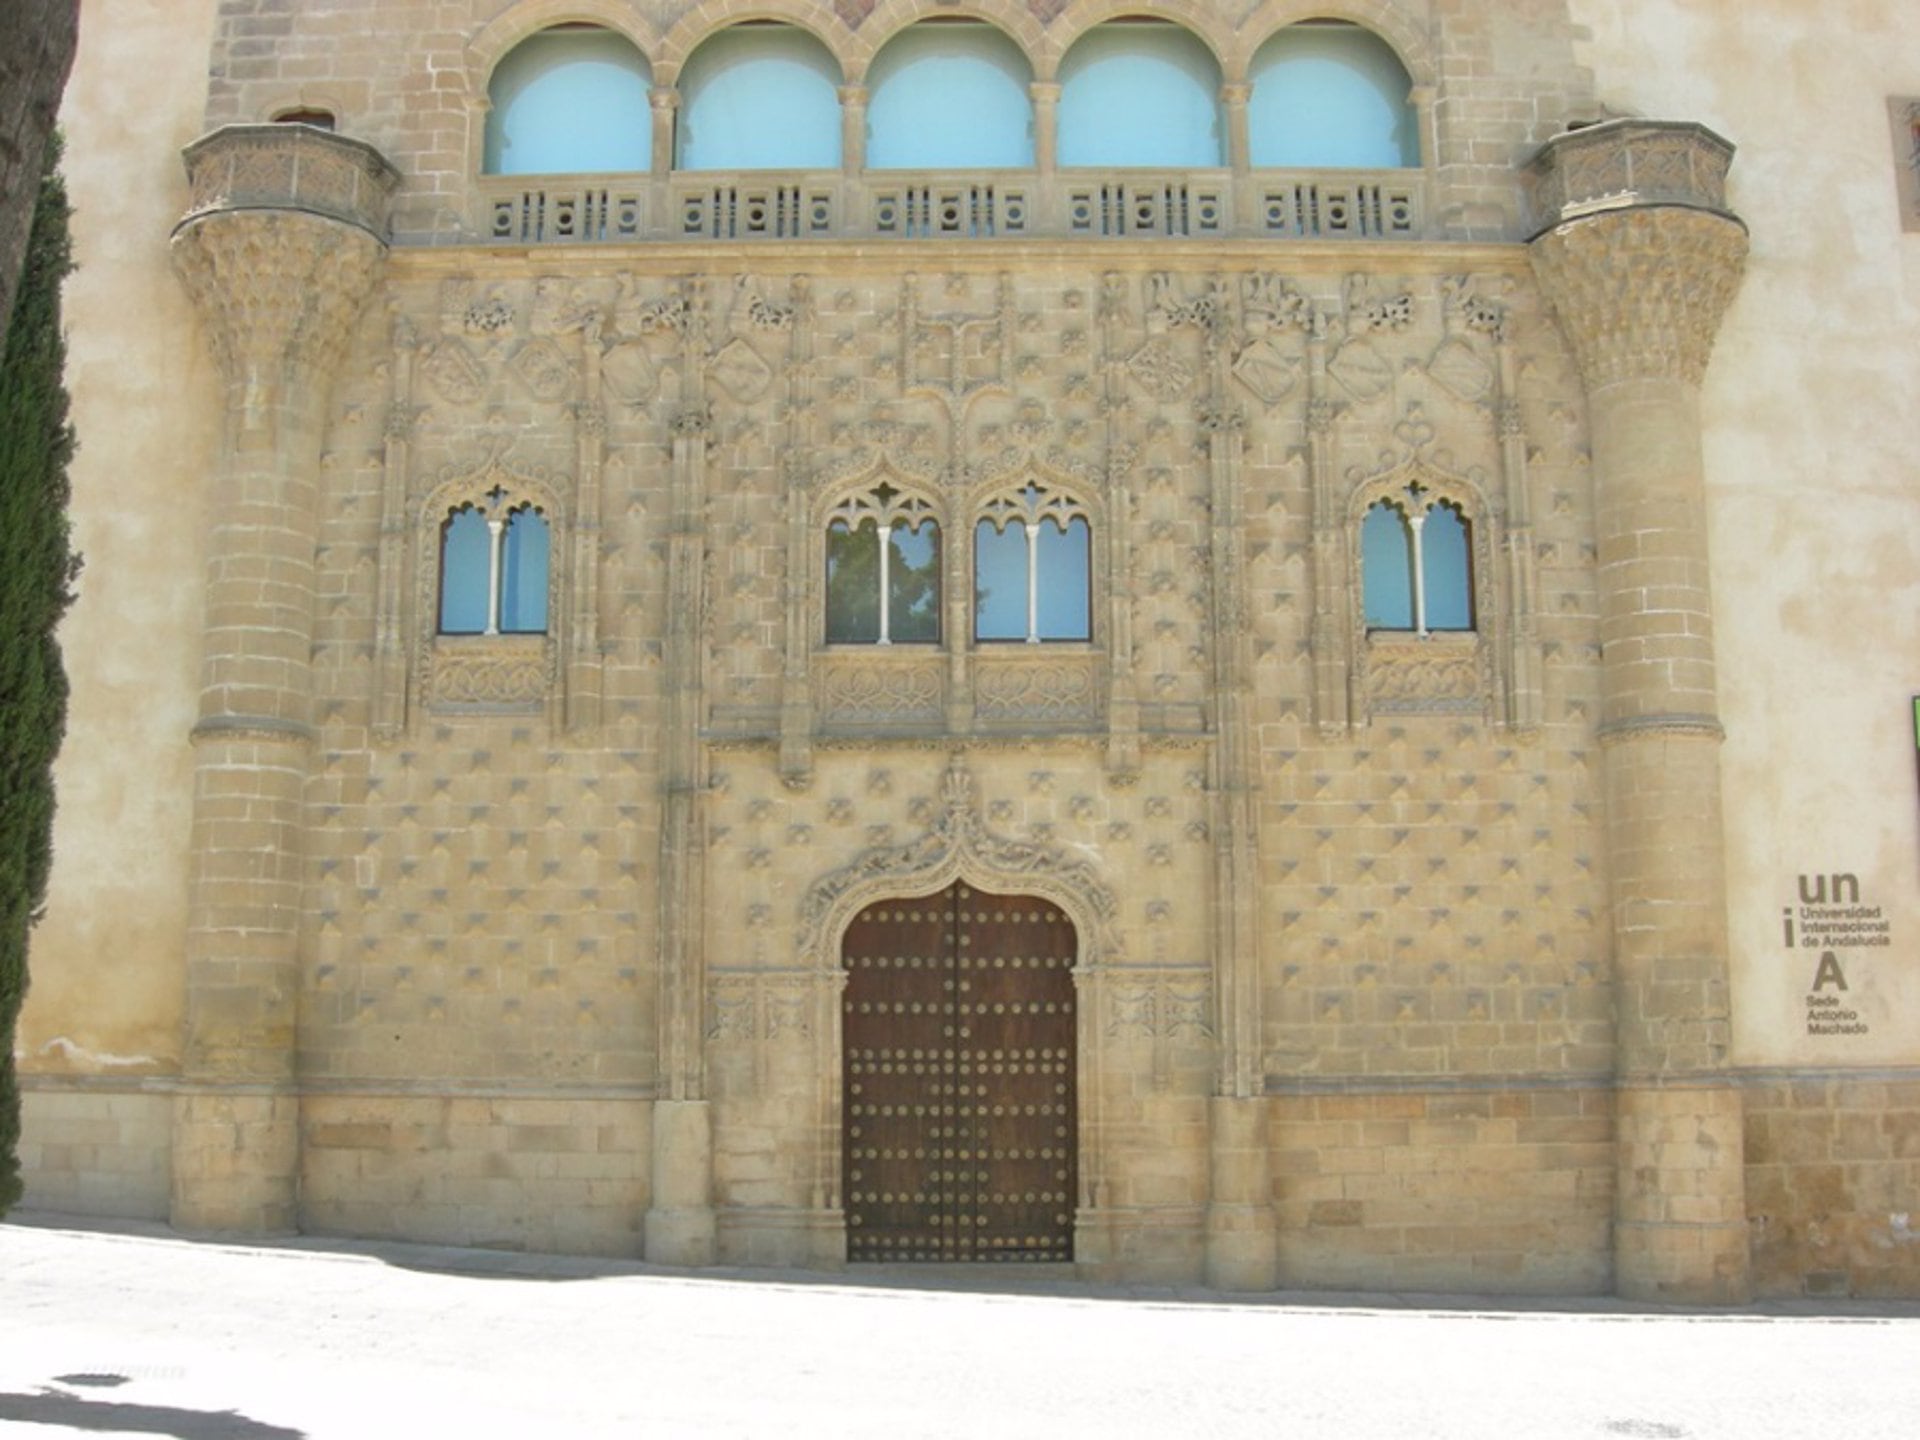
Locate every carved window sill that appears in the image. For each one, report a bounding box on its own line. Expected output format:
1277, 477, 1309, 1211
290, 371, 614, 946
817, 649, 945, 730
974, 648, 1103, 727
425, 633, 555, 712
1363, 630, 1488, 717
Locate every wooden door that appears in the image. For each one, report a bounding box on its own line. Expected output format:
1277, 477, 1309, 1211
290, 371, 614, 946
843, 882, 1076, 1262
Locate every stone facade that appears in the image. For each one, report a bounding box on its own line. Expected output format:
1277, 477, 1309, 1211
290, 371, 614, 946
17, 0, 1920, 1301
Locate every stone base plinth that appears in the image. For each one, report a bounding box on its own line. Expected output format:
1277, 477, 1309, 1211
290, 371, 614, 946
170, 1089, 299, 1234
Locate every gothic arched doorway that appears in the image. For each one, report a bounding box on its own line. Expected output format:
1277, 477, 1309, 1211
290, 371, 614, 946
842, 881, 1077, 1262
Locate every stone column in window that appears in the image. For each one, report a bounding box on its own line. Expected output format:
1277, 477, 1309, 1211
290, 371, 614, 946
169, 123, 398, 1232
1528, 120, 1750, 1304
1406, 508, 1429, 637
649, 86, 678, 178
1022, 520, 1041, 643
1029, 82, 1060, 175
1219, 83, 1251, 231
838, 85, 868, 176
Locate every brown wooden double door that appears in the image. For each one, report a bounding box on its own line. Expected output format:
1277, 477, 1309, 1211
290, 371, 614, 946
842, 882, 1077, 1262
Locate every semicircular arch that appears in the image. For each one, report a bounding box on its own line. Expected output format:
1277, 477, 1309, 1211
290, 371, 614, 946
467, 3, 659, 91
1232, 0, 1434, 89
1045, 1, 1233, 82
849, 0, 1047, 83
655, 1, 857, 85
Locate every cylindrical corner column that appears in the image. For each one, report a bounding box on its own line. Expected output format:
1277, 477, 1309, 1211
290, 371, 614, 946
1527, 120, 1751, 1303
168, 125, 397, 1232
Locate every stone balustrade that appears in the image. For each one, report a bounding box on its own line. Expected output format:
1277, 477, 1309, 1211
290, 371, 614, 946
180, 122, 401, 240
477, 166, 1425, 246
1523, 118, 1735, 236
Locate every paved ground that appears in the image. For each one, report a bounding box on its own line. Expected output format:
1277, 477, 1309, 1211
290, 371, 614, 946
2, 1213, 1918, 1439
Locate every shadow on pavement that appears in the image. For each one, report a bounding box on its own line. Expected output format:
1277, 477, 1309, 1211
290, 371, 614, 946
0, 1387, 303, 1439
10, 1208, 1920, 1321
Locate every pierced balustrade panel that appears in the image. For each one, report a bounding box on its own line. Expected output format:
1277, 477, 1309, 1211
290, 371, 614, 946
973, 652, 1102, 727
1363, 633, 1489, 717
818, 653, 946, 730
424, 634, 556, 710
868, 179, 1033, 238
1254, 173, 1423, 240
673, 176, 837, 240
480, 177, 647, 244
1061, 174, 1230, 238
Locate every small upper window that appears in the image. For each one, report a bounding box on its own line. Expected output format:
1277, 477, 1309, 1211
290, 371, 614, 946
1249, 22, 1418, 169
677, 23, 842, 171
866, 21, 1035, 170
1891, 98, 1920, 232
974, 483, 1092, 644
272, 108, 336, 131
1362, 488, 1472, 634
1057, 21, 1223, 168
440, 494, 550, 635
484, 26, 651, 176
825, 485, 941, 645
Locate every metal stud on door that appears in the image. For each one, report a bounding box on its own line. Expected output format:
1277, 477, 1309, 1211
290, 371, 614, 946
843, 883, 1076, 1262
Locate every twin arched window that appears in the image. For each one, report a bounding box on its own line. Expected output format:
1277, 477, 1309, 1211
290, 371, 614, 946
1361, 488, 1473, 634
824, 481, 1092, 647
824, 485, 942, 645
483, 20, 1417, 177
974, 484, 1091, 643
439, 492, 551, 635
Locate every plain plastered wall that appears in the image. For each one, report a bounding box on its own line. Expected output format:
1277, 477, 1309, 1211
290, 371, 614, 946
17, 0, 224, 1076
1571, 0, 1920, 1067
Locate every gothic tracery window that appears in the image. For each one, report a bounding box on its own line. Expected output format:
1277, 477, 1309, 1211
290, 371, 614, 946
1361, 486, 1473, 634
438, 489, 551, 635
825, 484, 942, 645
974, 483, 1092, 644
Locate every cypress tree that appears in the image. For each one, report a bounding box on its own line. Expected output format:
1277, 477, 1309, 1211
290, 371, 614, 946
0, 136, 80, 1217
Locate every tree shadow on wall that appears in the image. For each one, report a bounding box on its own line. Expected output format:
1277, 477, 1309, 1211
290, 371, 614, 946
0, 1380, 304, 1439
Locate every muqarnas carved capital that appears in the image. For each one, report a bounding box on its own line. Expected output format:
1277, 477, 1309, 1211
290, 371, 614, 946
173, 211, 387, 386
1526, 120, 1748, 391
1529, 206, 1748, 391
171, 125, 399, 388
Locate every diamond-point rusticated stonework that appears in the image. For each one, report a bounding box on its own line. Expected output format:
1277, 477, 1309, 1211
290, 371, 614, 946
31, 0, 1920, 1307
